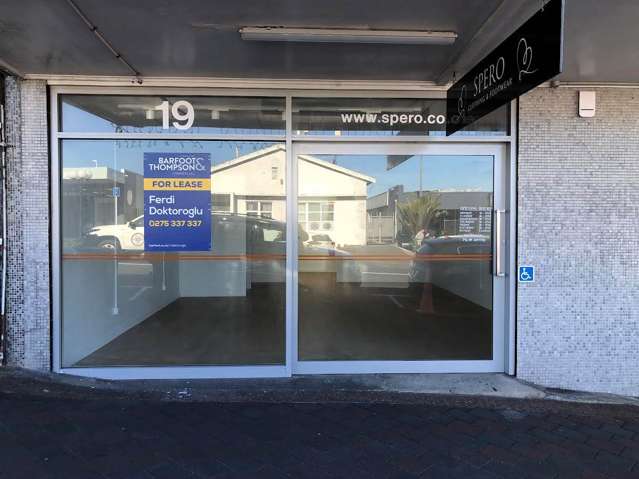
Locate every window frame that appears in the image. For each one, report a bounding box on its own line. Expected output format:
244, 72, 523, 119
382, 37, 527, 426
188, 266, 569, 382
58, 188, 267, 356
211, 193, 232, 213
50, 84, 516, 380
246, 200, 272, 219
298, 201, 335, 233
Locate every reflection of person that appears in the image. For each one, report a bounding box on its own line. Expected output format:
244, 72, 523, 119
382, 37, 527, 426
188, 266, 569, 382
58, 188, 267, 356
415, 225, 438, 247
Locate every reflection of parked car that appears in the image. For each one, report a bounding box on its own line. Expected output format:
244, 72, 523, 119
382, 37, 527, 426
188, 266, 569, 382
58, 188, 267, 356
306, 234, 335, 249
82, 213, 361, 282
84, 215, 145, 250
408, 234, 491, 284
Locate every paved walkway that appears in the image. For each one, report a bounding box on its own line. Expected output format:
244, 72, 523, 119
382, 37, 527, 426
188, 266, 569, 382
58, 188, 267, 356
0, 373, 638, 478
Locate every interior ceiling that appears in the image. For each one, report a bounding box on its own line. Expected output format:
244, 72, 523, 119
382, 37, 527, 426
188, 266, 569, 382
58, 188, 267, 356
0, 0, 637, 83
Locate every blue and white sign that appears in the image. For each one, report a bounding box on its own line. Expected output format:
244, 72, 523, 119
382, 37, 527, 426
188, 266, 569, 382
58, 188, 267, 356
519, 265, 535, 283
143, 152, 211, 252
112, 186, 121, 198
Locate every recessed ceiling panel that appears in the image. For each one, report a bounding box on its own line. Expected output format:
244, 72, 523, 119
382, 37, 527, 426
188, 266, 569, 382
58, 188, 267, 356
1, 0, 638, 83
0, 0, 503, 80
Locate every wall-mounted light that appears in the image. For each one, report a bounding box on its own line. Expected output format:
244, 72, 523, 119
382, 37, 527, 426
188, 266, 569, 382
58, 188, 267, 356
211, 110, 220, 120
145, 109, 155, 120
239, 27, 457, 45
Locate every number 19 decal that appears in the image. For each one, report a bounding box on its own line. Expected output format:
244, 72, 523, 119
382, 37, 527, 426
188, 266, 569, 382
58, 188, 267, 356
154, 100, 195, 130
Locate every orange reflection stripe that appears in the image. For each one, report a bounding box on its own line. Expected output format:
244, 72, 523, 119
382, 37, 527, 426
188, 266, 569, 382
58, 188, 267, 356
62, 253, 491, 262
62, 253, 285, 261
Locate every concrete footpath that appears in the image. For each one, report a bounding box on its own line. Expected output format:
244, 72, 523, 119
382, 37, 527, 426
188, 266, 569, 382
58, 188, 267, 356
0, 368, 638, 478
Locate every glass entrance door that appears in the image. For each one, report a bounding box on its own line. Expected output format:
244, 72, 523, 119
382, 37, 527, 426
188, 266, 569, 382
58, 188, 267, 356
292, 143, 507, 373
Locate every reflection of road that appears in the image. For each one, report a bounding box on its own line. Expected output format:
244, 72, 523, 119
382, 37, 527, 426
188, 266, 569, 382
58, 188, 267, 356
116, 261, 155, 303
341, 244, 414, 288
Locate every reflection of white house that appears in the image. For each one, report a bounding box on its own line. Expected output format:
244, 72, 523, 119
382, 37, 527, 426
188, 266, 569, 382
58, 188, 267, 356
211, 145, 374, 246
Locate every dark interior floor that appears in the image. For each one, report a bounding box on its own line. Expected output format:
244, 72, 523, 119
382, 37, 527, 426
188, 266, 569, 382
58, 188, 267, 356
299, 284, 492, 361
77, 285, 286, 367
77, 284, 492, 367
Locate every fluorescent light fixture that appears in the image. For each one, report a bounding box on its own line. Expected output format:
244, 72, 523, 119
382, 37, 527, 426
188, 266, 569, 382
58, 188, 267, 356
239, 27, 457, 45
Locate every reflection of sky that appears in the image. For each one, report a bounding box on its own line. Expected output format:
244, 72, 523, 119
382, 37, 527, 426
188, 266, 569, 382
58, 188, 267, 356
62, 141, 492, 195
316, 155, 493, 195
62, 140, 279, 175
63, 103, 113, 132
62, 100, 285, 135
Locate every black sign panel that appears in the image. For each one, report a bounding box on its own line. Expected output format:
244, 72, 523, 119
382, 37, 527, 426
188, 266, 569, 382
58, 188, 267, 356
446, 0, 564, 136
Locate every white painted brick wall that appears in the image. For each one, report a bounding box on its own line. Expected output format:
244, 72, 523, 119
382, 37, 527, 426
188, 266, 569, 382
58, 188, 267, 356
518, 87, 639, 396
3, 78, 50, 370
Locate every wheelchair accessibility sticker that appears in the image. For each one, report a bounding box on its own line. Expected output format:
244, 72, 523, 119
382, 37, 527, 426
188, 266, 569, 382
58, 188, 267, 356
519, 266, 535, 283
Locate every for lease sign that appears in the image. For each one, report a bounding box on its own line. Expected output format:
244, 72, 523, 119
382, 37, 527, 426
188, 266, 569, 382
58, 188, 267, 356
143, 152, 211, 252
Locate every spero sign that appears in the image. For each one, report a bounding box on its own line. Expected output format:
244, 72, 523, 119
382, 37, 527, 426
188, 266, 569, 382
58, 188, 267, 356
446, 0, 564, 136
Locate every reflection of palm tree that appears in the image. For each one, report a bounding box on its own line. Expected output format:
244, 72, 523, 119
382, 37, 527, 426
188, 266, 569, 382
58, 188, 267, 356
397, 193, 441, 240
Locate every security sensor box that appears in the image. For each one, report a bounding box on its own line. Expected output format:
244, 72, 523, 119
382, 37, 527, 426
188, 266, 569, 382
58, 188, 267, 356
579, 91, 596, 118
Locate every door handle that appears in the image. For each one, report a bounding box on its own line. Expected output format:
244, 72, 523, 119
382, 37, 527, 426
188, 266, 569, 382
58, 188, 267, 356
494, 209, 506, 277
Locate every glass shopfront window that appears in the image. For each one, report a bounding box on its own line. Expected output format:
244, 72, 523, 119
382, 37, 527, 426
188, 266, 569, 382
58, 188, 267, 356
61, 139, 286, 367
297, 152, 494, 361
55, 90, 511, 375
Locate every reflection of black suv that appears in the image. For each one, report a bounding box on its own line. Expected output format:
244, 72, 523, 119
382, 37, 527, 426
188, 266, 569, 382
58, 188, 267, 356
80, 213, 360, 281
408, 234, 491, 284
212, 214, 360, 281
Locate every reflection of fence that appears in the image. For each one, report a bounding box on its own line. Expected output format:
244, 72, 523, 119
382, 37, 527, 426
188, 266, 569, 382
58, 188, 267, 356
367, 215, 395, 244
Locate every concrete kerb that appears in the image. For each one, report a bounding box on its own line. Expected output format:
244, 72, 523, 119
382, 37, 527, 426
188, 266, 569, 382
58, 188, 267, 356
1, 367, 638, 409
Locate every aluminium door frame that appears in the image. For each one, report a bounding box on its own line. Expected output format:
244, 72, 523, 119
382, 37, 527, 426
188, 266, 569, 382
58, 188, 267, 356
289, 141, 509, 374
